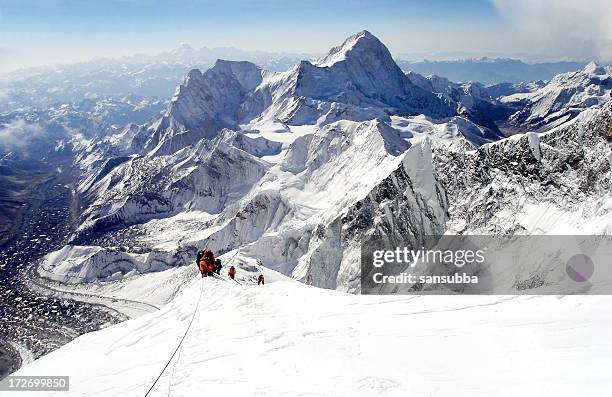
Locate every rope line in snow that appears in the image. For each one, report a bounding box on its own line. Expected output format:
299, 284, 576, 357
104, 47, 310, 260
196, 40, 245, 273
166, 284, 205, 397
144, 277, 205, 397
144, 248, 243, 396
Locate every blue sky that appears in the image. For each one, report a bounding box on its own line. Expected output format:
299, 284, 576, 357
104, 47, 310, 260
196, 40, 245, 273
0, 0, 610, 72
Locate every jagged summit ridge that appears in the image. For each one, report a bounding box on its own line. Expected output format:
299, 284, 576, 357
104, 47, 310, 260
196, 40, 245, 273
140, 30, 455, 156
289, 31, 455, 118
142, 59, 266, 155
583, 60, 606, 75
314, 30, 386, 67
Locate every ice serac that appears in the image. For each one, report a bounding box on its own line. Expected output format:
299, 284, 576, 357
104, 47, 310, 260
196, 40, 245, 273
298, 30, 454, 118
143, 60, 266, 156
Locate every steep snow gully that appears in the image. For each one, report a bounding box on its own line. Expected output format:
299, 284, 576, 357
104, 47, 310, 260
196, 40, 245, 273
5, 30, 612, 396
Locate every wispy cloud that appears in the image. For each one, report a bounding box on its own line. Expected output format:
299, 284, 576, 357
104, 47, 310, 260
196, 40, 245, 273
0, 119, 46, 151
492, 0, 612, 61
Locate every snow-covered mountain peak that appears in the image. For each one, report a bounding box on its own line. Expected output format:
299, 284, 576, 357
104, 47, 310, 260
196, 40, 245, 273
177, 59, 264, 99
277, 31, 456, 118
185, 68, 202, 81
311, 30, 404, 85
314, 30, 385, 68
141, 60, 269, 156
208, 59, 265, 91
583, 60, 606, 75
137, 30, 457, 153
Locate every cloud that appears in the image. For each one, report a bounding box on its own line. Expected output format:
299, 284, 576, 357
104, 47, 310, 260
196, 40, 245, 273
492, 0, 612, 61
0, 119, 46, 151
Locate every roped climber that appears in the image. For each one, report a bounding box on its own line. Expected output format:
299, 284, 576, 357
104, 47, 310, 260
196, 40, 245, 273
215, 258, 222, 274
198, 249, 215, 278
258, 274, 265, 285
228, 265, 236, 280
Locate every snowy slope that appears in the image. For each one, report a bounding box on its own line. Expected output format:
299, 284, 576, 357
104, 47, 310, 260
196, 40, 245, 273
10, 276, 612, 396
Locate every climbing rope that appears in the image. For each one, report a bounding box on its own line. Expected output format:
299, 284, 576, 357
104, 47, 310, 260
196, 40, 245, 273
225, 248, 240, 267
144, 248, 244, 396
166, 285, 205, 397
144, 277, 204, 397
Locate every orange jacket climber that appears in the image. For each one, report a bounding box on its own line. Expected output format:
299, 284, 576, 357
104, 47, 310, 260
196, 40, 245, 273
198, 260, 207, 277
228, 266, 236, 280
198, 249, 215, 278
258, 274, 265, 285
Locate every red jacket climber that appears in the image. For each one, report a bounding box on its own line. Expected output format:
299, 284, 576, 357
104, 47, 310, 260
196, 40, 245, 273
198, 249, 215, 278
258, 274, 265, 285
228, 266, 236, 280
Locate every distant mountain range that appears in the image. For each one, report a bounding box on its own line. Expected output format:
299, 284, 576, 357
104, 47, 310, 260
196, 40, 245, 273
0, 46, 311, 114
1, 43, 604, 117
397, 58, 589, 84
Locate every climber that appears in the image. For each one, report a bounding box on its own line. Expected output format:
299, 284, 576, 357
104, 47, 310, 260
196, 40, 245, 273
207, 258, 215, 277
196, 249, 205, 268
215, 258, 222, 274
197, 249, 206, 277
258, 274, 265, 285
228, 265, 236, 280
198, 249, 215, 278
198, 260, 207, 278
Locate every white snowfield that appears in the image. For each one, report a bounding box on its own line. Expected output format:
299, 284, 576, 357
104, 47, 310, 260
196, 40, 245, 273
10, 273, 612, 397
